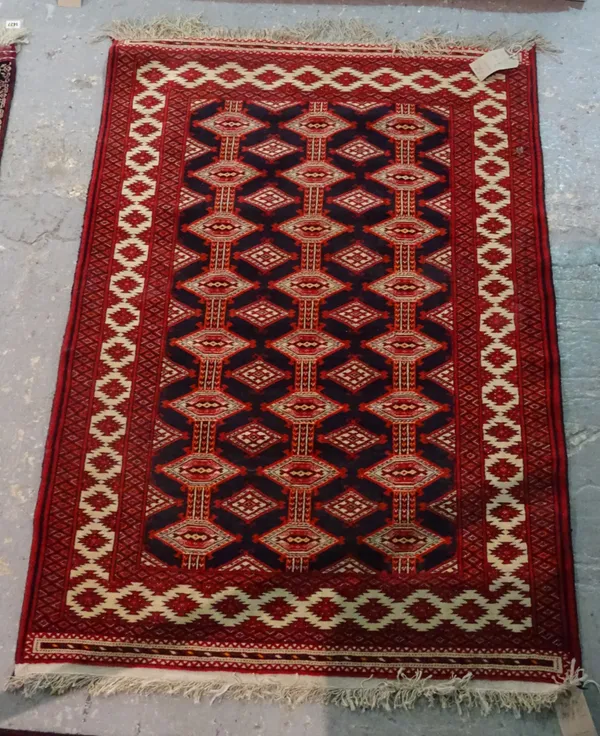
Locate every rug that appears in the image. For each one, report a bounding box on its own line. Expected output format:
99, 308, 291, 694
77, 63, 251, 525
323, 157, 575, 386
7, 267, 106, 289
0, 42, 17, 166
11, 22, 582, 712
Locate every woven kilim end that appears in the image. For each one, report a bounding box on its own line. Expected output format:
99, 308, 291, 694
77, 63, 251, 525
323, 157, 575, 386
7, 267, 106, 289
13, 35, 581, 710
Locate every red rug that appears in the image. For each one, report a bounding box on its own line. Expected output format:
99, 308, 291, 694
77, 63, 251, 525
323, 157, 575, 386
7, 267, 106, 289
0, 45, 16, 165
13, 31, 581, 711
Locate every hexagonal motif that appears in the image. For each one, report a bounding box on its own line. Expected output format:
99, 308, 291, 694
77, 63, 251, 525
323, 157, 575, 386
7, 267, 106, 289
368, 216, 442, 247
187, 213, 258, 243
278, 214, 349, 243
259, 521, 339, 559
268, 392, 343, 424
175, 328, 250, 360
272, 330, 344, 361
362, 456, 443, 492
368, 272, 441, 303
169, 389, 247, 422
284, 110, 351, 139
326, 299, 383, 330
182, 269, 254, 300
199, 110, 266, 138
365, 391, 440, 423
372, 112, 439, 142
156, 519, 235, 556
322, 423, 381, 455
282, 162, 349, 189
191, 160, 260, 188
370, 163, 440, 192
263, 455, 340, 490
274, 270, 345, 301
363, 522, 444, 559
161, 453, 240, 487
366, 331, 441, 361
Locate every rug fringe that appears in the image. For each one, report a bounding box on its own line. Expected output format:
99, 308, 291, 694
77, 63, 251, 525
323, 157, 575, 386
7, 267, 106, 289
6, 661, 593, 714
0, 27, 29, 48
97, 16, 558, 56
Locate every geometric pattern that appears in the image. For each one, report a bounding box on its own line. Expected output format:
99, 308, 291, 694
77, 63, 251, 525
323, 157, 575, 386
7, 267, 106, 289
17, 38, 578, 696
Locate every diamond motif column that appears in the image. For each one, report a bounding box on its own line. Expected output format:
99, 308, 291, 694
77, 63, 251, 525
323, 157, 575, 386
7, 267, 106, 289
364, 105, 446, 574
159, 101, 263, 568
261, 102, 350, 572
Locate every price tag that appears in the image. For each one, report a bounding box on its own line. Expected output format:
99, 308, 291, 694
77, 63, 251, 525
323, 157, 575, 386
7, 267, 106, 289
5, 20, 22, 29
470, 48, 519, 81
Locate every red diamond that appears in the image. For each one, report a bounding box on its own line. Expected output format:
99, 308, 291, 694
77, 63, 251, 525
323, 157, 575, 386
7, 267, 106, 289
364, 522, 444, 559
278, 214, 348, 243
156, 519, 235, 556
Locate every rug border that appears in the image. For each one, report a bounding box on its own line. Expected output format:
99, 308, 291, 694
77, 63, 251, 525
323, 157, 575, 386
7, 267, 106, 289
15, 44, 119, 664
528, 50, 580, 663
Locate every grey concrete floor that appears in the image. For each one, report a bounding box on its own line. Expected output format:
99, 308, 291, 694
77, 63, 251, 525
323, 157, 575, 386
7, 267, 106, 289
0, 0, 599, 734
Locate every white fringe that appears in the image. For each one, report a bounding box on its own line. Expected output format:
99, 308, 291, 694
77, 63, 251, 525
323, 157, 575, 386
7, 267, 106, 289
98, 17, 558, 57
6, 661, 595, 714
0, 27, 29, 48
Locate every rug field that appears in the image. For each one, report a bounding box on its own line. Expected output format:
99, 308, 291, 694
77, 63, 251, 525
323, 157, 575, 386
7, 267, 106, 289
11, 31, 581, 711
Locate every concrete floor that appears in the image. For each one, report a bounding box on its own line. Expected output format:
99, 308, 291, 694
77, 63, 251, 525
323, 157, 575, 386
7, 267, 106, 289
0, 0, 599, 733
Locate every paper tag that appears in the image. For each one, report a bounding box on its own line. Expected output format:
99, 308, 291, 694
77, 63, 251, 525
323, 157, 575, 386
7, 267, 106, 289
5, 19, 22, 29
557, 690, 598, 736
470, 48, 519, 81
57, 0, 82, 7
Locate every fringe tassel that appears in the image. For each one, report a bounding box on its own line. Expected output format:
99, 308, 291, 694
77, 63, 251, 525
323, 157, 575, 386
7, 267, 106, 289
97, 16, 559, 56
6, 662, 594, 714
0, 27, 29, 48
